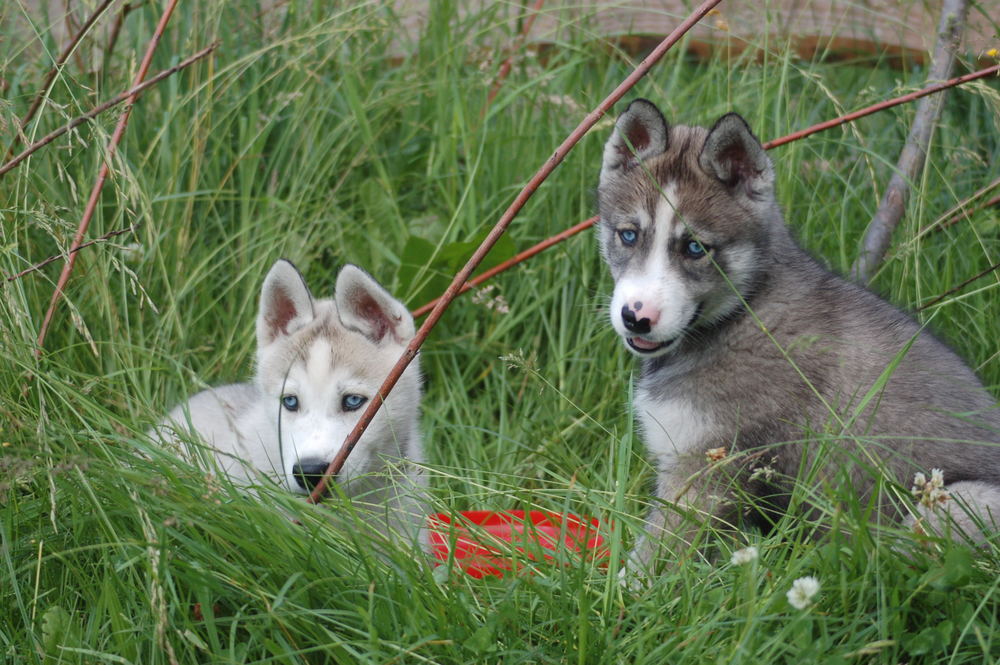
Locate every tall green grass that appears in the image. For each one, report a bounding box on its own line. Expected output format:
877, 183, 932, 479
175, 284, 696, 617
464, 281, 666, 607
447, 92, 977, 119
2, 1, 999, 663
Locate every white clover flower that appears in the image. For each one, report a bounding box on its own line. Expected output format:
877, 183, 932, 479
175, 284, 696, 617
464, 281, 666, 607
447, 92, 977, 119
786, 575, 820, 610
730, 546, 758, 566
912, 468, 949, 508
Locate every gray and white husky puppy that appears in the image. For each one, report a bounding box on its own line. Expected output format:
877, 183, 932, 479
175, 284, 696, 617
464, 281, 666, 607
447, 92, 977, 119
154, 259, 425, 544
597, 99, 1000, 568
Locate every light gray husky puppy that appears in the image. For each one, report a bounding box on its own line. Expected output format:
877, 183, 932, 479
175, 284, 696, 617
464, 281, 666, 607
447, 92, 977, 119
154, 259, 425, 544
597, 99, 1000, 568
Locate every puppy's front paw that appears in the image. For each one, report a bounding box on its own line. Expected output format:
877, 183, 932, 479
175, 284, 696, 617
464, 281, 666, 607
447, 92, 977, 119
617, 545, 654, 590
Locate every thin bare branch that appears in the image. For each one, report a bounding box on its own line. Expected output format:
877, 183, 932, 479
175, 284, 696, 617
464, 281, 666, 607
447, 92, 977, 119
36, 0, 183, 355
0, 42, 219, 176
0, 43, 218, 179
913, 175, 1000, 238
6, 225, 137, 282
850, 0, 971, 282
761, 63, 1000, 151
483, 0, 545, 114
309, 0, 725, 503
413, 62, 1000, 319
412, 216, 595, 318
103, 2, 140, 69
7, 0, 117, 158
915, 260, 1000, 312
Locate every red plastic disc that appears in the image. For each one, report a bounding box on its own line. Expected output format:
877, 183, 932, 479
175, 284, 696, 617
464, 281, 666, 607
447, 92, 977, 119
428, 510, 608, 578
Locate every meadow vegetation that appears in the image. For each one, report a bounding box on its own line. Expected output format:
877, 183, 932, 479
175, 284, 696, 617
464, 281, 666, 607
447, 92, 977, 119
2, 1, 999, 662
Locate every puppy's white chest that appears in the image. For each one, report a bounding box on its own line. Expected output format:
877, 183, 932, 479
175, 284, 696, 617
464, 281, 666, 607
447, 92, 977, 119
634, 393, 712, 466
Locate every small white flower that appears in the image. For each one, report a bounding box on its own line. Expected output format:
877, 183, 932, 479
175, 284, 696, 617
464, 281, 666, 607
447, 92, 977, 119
730, 546, 758, 566
471, 285, 509, 314
786, 575, 820, 610
471, 284, 496, 305
490, 294, 510, 314
912, 468, 949, 508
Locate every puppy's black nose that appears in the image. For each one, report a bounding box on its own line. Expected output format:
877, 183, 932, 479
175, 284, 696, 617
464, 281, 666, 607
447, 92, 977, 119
292, 459, 331, 490
621, 304, 651, 334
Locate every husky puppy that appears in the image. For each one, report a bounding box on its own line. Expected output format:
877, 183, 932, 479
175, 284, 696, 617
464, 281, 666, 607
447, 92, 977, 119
597, 99, 1000, 567
154, 259, 425, 544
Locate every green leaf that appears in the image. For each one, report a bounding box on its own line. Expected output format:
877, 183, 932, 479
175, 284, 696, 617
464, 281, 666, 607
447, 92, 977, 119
464, 623, 496, 654
438, 229, 517, 277
358, 178, 397, 226
942, 548, 973, 587
396, 235, 450, 306
395, 229, 519, 308
41, 605, 82, 664
903, 621, 952, 656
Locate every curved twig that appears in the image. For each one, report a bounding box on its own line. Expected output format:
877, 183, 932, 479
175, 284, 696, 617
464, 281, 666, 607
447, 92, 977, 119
915, 260, 1000, 311
483, 0, 546, 114
0, 43, 219, 179
6, 225, 137, 282
411, 62, 1000, 319
103, 2, 141, 68
308, 0, 726, 503
35, 0, 184, 356
912, 175, 1000, 239
761, 63, 1000, 151
411, 216, 596, 318
6, 0, 117, 158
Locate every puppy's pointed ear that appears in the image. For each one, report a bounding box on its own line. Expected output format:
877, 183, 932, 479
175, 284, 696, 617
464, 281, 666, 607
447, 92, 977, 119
600, 99, 669, 183
256, 259, 315, 347
698, 113, 774, 198
336, 265, 414, 344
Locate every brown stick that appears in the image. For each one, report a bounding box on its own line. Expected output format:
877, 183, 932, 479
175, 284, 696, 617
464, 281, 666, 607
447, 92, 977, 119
63, 1, 84, 73
103, 2, 138, 70
7, 0, 117, 158
761, 63, 1000, 151
0, 43, 218, 180
411, 216, 596, 318
6, 225, 137, 282
850, 0, 970, 282
980, 194, 1000, 211
411, 62, 1000, 319
912, 175, 1000, 238
35, 0, 183, 356
915, 260, 1000, 312
308, 0, 725, 503
483, 0, 546, 114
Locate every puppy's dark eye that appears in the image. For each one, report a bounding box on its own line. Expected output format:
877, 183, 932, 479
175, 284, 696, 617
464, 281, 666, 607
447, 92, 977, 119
342, 394, 367, 411
618, 229, 638, 246
281, 394, 299, 411
682, 239, 710, 259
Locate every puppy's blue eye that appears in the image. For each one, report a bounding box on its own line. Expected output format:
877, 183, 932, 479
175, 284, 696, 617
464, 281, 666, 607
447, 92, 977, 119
683, 239, 709, 258
281, 394, 299, 411
619, 229, 638, 246
342, 394, 367, 411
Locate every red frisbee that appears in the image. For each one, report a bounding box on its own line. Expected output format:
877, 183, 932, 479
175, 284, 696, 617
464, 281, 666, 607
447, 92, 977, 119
428, 510, 608, 578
